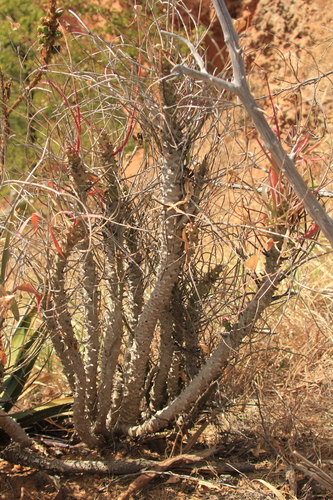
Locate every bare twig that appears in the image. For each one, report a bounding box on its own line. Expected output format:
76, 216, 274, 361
293, 451, 333, 493
118, 446, 219, 500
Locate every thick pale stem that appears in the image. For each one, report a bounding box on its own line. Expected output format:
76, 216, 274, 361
126, 269, 281, 437
149, 309, 175, 411
81, 251, 100, 421
73, 375, 101, 448
94, 238, 123, 435
48, 259, 86, 392
0, 408, 32, 447
116, 150, 185, 429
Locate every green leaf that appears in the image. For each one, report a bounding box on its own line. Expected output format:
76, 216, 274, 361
10, 298, 19, 321
6, 307, 37, 367
0, 220, 13, 285
1, 311, 43, 412
13, 397, 73, 428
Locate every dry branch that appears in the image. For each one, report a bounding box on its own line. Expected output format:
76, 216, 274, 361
1, 443, 253, 478
1, 443, 153, 475
293, 451, 333, 493
0, 410, 32, 447
171, 0, 333, 247
117, 446, 219, 500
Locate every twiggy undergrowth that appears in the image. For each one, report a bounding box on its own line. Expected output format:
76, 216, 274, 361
0, 0, 332, 465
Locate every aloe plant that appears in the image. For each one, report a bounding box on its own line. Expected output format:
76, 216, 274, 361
0, 302, 73, 442
1, 309, 44, 413
0, 196, 70, 443
0, 302, 39, 445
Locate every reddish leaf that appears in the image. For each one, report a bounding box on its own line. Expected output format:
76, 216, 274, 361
18, 212, 42, 236
31, 212, 42, 231
13, 283, 42, 312
49, 225, 65, 259
302, 222, 319, 239
269, 164, 279, 211
294, 132, 311, 157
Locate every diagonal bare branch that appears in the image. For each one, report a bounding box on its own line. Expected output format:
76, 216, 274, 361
169, 0, 333, 247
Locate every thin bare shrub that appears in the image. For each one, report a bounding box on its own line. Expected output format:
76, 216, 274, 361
1, 0, 332, 449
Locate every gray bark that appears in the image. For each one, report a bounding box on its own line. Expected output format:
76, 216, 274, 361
47, 258, 86, 393
81, 251, 99, 421
126, 265, 282, 437
115, 162, 185, 428
1, 442, 254, 475
72, 374, 101, 448
94, 236, 124, 435
167, 350, 182, 401
125, 229, 144, 333
114, 61, 189, 430
149, 309, 174, 411
0, 408, 32, 447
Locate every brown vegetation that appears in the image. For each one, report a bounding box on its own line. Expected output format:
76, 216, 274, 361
1, 0, 333, 499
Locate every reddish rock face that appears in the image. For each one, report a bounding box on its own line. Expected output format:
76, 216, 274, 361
60, 12, 88, 35
113, 0, 259, 70
166, 0, 260, 70
180, 0, 225, 69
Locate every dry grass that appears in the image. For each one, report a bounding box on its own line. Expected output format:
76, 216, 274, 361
213, 248, 333, 463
